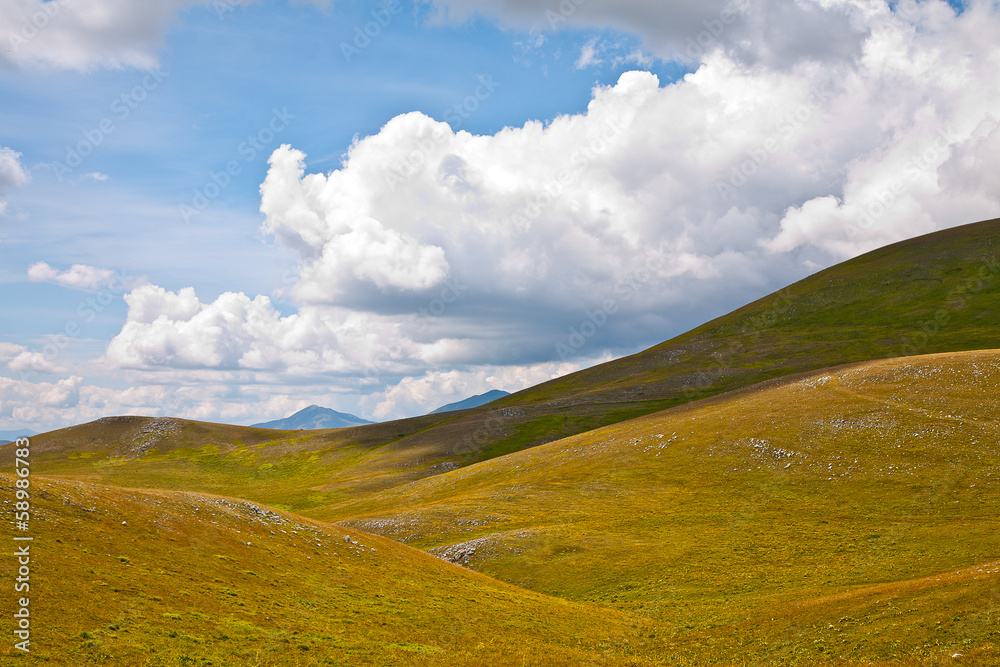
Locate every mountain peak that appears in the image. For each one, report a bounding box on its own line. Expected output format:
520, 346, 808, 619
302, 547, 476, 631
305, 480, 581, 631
251, 405, 374, 430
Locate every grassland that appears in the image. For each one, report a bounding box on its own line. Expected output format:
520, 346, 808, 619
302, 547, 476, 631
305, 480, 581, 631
0, 475, 666, 666
328, 350, 1000, 664
11, 219, 1000, 517
3, 350, 999, 665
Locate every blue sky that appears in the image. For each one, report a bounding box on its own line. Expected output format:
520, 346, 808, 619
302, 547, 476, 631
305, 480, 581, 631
1, 0, 996, 431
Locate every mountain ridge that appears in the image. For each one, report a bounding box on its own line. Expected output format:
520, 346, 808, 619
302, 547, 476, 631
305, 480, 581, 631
430, 389, 510, 414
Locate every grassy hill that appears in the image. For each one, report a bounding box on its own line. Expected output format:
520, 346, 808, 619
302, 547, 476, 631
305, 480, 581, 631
0, 475, 664, 666
12, 218, 1000, 518
325, 349, 1000, 664
6, 351, 1000, 665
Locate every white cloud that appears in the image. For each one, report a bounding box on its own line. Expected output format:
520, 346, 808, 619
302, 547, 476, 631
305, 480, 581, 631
575, 37, 603, 69
101, 280, 609, 419
83, 171, 109, 182
259, 7, 1000, 323
369, 360, 595, 419
105, 284, 434, 374
0, 338, 74, 377
0, 374, 187, 429
0, 0, 212, 70
0, 146, 29, 189
27, 262, 117, 290
0, 343, 27, 365
260, 143, 451, 298
0, 146, 29, 214
7, 351, 67, 375
613, 49, 654, 68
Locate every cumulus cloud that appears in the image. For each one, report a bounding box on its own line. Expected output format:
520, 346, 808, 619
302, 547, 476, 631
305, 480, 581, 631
260, 71, 762, 336
0, 374, 229, 429
0, 343, 27, 365
255, 4, 999, 346
0, 0, 212, 70
27, 262, 117, 290
105, 284, 436, 374
0, 147, 29, 188
100, 280, 604, 420
260, 145, 451, 298
7, 351, 66, 375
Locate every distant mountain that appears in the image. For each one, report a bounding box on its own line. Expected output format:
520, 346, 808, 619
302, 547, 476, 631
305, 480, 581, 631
0, 429, 36, 445
430, 390, 510, 415
251, 405, 374, 430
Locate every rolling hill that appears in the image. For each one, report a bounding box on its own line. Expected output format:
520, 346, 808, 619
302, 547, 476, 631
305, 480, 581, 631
329, 349, 1000, 663
0, 475, 663, 666
6, 350, 1000, 664
13, 218, 1000, 518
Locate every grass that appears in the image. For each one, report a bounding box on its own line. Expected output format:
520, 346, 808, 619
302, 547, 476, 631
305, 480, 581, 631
4, 350, 999, 664
0, 476, 664, 666
328, 350, 1000, 664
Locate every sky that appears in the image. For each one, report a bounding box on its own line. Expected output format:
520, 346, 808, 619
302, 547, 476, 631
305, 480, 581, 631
1, 0, 997, 432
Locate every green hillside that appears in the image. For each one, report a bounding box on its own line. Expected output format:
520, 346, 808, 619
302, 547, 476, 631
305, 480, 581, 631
14, 218, 1000, 518
0, 475, 662, 666
327, 349, 1000, 664
6, 351, 1000, 665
